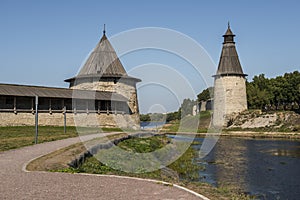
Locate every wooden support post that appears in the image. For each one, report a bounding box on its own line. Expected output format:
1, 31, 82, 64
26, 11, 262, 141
49, 99, 52, 114
86, 101, 89, 114
35, 96, 39, 144
13, 96, 17, 114
31, 97, 34, 114
98, 101, 100, 114
106, 101, 109, 115
62, 99, 64, 110
63, 106, 66, 134
73, 99, 77, 115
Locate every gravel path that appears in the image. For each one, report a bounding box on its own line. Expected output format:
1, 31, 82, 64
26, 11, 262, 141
0, 133, 208, 200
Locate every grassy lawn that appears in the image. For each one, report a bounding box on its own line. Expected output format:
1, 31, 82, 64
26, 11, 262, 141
0, 126, 123, 152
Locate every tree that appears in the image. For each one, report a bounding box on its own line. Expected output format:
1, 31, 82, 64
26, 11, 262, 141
166, 111, 180, 122
180, 98, 196, 117
246, 74, 273, 109
140, 114, 151, 122
149, 113, 165, 122
246, 70, 300, 111
197, 87, 214, 102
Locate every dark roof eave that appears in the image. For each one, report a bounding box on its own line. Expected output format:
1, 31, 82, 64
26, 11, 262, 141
64, 75, 141, 83
212, 73, 248, 78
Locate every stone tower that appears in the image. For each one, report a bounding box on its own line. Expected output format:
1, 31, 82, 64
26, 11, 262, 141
212, 24, 247, 127
65, 28, 141, 129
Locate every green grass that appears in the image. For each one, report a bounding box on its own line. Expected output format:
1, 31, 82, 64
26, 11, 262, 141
163, 111, 212, 133
118, 136, 169, 153
0, 126, 124, 152
61, 135, 201, 181
0, 126, 77, 151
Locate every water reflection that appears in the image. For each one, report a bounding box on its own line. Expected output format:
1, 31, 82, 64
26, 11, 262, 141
263, 146, 300, 158
193, 137, 300, 199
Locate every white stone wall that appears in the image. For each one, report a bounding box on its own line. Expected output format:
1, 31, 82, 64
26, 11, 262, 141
70, 78, 140, 129
213, 76, 247, 127
192, 105, 198, 116
200, 101, 207, 111
0, 112, 139, 130
70, 79, 138, 114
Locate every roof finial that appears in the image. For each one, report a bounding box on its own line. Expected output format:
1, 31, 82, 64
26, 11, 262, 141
103, 24, 106, 35
228, 21, 230, 29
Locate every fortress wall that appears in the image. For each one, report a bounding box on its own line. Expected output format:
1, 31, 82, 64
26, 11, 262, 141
70, 79, 140, 128
71, 80, 139, 114
0, 112, 139, 129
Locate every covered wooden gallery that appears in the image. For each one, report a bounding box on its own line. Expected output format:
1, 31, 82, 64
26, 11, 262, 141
0, 83, 130, 127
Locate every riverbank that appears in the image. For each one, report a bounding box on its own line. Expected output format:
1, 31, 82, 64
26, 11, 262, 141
158, 110, 300, 137
164, 131, 300, 139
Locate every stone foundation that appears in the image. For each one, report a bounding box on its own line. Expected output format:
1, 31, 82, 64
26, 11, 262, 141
0, 111, 140, 130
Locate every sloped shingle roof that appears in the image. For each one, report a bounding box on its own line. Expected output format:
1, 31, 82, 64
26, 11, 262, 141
65, 32, 141, 83
0, 83, 128, 102
78, 34, 127, 77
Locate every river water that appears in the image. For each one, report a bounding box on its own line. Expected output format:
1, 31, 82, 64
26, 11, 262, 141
190, 136, 300, 199
140, 121, 165, 130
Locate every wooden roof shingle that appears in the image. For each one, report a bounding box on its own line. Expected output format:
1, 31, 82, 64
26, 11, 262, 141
65, 31, 141, 83
77, 34, 127, 77
0, 83, 128, 102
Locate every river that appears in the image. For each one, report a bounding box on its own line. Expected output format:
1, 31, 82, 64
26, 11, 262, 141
190, 136, 300, 199
140, 121, 165, 130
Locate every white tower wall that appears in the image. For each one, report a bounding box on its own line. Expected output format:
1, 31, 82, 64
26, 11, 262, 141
213, 76, 247, 127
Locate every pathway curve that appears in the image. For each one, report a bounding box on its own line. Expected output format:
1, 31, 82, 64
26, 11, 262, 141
0, 133, 209, 200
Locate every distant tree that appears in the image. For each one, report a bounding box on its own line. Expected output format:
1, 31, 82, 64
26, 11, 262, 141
246, 70, 300, 111
197, 87, 214, 102
282, 71, 300, 106
252, 74, 270, 90
140, 114, 151, 122
149, 113, 165, 122
166, 111, 180, 122
246, 74, 273, 109
180, 98, 196, 117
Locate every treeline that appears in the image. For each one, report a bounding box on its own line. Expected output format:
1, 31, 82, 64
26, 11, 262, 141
140, 99, 196, 122
247, 71, 300, 110
140, 111, 181, 122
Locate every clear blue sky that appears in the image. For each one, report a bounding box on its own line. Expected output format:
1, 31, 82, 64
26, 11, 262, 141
0, 0, 299, 113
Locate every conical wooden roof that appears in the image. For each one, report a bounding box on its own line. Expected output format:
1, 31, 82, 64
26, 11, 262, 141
78, 33, 127, 77
215, 25, 247, 77
65, 31, 141, 83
